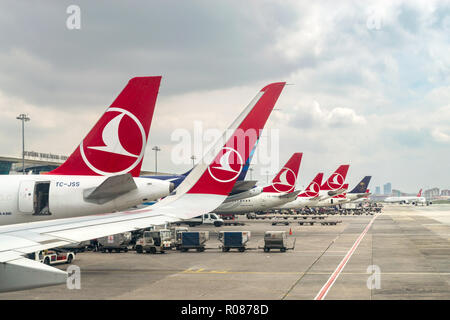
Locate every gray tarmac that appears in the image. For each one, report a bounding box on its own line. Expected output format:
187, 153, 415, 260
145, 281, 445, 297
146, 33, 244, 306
1, 204, 449, 300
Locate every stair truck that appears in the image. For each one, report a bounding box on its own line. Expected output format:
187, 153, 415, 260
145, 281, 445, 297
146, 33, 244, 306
219, 231, 251, 252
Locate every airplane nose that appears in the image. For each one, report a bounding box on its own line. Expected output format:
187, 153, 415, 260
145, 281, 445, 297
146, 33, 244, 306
169, 182, 176, 193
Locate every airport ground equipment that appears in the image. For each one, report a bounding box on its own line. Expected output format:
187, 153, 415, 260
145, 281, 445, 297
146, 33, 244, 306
179, 231, 209, 252
61, 240, 91, 253
170, 226, 189, 250
98, 232, 132, 253
176, 213, 224, 227
135, 229, 172, 254
261, 231, 295, 252
271, 220, 290, 226
298, 220, 342, 226
219, 231, 251, 252
28, 250, 75, 265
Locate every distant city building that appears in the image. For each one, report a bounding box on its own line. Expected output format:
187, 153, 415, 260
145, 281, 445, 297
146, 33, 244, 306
392, 189, 402, 197
383, 183, 392, 195
375, 186, 381, 195
441, 189, 450, 196
424, 188, 440, 198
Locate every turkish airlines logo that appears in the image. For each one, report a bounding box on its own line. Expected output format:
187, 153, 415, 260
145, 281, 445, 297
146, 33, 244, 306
208, 147, 243, 183
80, 107, 146, 175
304, 181, 320, 197
326, 173, 345, 190
272, 167, 297, 193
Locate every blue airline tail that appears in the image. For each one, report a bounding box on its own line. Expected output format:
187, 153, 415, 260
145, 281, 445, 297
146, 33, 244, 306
349, 176, 372, 194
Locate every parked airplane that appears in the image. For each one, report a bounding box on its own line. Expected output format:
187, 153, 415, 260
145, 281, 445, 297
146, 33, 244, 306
313, 183, 349, 207
0, 77, 174, 225
0, 81, 286, 292
316, 164, 350, 200
384, 189, 430, 205
315, 177, 371, 206
212, 153, 303, 214
345, 176, 372, 202
275, 172, 324, 210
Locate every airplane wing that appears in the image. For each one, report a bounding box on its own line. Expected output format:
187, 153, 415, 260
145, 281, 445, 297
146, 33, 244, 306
0, 82, 286, 292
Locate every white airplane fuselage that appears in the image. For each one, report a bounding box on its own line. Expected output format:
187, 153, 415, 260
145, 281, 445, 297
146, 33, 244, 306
317, 189, 346, 201
213, 192, 293, 214
346, 193, 369, 201
275, 197, 319, 210
384, 196, 426, 205
0, 175, 172, 225
312, 197, 348, 207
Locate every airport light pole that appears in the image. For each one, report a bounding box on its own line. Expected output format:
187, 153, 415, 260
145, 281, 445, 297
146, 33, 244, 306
16, 114, 30, 175
190, 155, 196, 168
152, 146, 161, 175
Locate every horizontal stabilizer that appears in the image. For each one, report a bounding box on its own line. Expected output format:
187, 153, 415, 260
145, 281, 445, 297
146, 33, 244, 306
223, 186, 263, 203
0, 258, 67, 292
229, 180, 258, 195
278, 190, 301, 199
84, 173, 137, 204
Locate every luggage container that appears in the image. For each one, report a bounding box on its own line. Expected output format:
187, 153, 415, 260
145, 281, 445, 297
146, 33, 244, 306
262, 231, 295, 252
219, 231, 251, 252
98, 232, 132, 253
179, 231, 209, 252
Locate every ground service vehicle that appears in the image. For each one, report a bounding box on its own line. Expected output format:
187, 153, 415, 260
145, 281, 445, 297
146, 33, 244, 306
219, 231, 251, 252
98, 232, 132, 253
263, 231, 295, 252
177, 213, 224, 227
170, 226, 189, 250
179, 231, 209, 252
28, 250, 75, 265
61, 241, 91, 253
135, 229, 172, 254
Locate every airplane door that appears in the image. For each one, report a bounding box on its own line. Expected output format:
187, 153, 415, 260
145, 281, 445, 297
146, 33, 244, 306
18, 181, 35, 214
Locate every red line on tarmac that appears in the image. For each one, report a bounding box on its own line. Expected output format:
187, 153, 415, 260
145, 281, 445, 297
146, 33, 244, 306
314, 214, 379, 300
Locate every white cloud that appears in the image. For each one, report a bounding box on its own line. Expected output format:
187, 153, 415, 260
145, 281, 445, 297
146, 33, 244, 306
431, 128, 450, 143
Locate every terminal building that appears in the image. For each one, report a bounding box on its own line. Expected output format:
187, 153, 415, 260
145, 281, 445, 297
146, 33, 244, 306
0, 154, 63, 175
0, 152, 159, 176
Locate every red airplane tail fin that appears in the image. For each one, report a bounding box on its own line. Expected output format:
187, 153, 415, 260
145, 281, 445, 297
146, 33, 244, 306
320, 164, 350, 191
185, 82, 286, 196
417, 189, 422, 197
48, 76, 161, 177
298, 172, 323, 198
262, 153, 303, 193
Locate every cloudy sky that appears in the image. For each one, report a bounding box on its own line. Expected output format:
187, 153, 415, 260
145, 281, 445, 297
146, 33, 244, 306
0, 0, 449, 192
